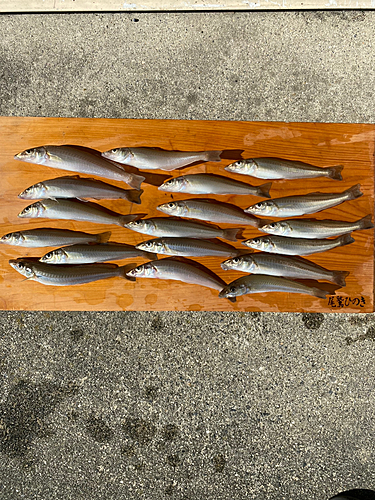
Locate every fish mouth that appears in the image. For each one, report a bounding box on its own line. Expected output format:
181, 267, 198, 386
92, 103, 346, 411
218, 288, 230, 298
220, 262, 231, 270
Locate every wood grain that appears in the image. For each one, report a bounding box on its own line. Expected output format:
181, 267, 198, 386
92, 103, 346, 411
0, 117, 373, 312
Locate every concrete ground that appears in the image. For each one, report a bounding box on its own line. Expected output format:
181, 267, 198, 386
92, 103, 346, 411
0, 11, 375, 500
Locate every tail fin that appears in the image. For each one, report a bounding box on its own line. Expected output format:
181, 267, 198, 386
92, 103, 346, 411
357, 214, 374, 230
119, 214, 147, 227
204, 150, 222, 163
257, 182, 272, 198
338, 233, 355, 247
126, 189, 143, 204
312, 287, 331, 299
119, 263, 137, 281
327, 165, 344, 180
331, 270, 350, 287
128, 173, 145, 190
96, 231, 111, 243
345, 184, 363, 200
222, 228, 242, 241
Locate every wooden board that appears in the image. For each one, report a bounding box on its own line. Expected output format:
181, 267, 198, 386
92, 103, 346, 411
0, 117, 373, 312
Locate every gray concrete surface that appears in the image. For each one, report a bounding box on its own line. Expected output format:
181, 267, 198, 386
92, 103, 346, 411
0, 11, 375, 500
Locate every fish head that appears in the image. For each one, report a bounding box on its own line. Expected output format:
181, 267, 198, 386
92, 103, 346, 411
136, 239, 164, 254
245, 200, 276, 216
260, 221, 290, 236
18, 182, 46, 199
157, 201, 187, 217
219, 281, 250, 298
125, 218, 155, 235
0, 232, 24, 245
158, 177, 187, 192
14, 147, 48, 164
9, 259, 36, 279
102, 148, 131, 163
40, 248, 68, 264
243, 236, 273, 252
221, 255, 256, 272
126, 262, 156, 278
225, 159, 257, 175
18, 201, 45, 218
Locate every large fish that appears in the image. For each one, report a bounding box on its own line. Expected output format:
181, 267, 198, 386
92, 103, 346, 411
19, 176, 143, 204
101, 147, 222, 171
219, 274, 332, 299
260, 215, 374, 239
157, 199, 260, 227
14, 145, 145, 189
9, 258, 134, 286
18, 199, 143, 227
243, 234, 354, 255
0, 228, 111, 248
40, 243, 155, 264
135, 237, 241, 257
221, 253, 349, 286
158, 174, 272, 197
225, 157, 343, 181
245, 184, 363, 217
125, 217, 240, 241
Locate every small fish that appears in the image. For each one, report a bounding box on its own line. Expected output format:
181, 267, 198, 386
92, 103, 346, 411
219, 274, 332, 299
136, 237, 241, 257
101, 147, 222, 171
225, 157, 343, 181
14, 145, 145, 189
245, 184, 363, 217
18, 199, 143, 227
19, 176, 143, 204
158, 174, 272, 197
0, 228, 111, 248
126, 257, 235, 301
243, 233, 354, 255
157, 199, 260, 227
260, 214, 374, 239
9, 258, 135, 286
40, 243, 155, 264
125, 217, 240, 241
221, 253, 349, 286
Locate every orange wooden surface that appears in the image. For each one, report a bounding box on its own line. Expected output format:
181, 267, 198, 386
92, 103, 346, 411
0, 117, 373, 312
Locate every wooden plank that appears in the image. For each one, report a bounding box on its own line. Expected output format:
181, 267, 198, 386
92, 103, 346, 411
0, 117, 373, 312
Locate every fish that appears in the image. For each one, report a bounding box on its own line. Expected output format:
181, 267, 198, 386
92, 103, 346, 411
157, 199, 260, 227
18, 176, 143, 204
243, 233, 354, 255
221, 253, 349, 287
135, 237, 242, 257
245, 184, 363, 217
18, 199, 143, 227
126, 257, 235, 301
101, 147, 222, 171
9, 258, 135, 286
0, 228, 111, 248
225, 157, 343, 181
260, 215, 374, 239
40, 243, 156, 264
158, 174, 272, 197
125, 217, 241, 241
219, 274, 332, 299
14, 145, 145, 189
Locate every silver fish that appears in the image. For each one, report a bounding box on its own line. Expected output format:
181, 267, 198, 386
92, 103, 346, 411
40, 243, 155, 264
136, 237, 241, 257
18, 199, 143, 227
125, 218, 240, 241
126, 257, 235, 301
101, 147, 222, 171
219, 274, 331, 299
245, 184, 363, 217
260, 214, 374, 239
19, 176, 143, 204
221, 253, 349, 287
243, 233, 354, 255
14, 145, 145, 189
157, 199, 260, 227
225, 158, 343, 181
9, 258, 134, 286
0, 228, 111, 248
158, 174, 272, 197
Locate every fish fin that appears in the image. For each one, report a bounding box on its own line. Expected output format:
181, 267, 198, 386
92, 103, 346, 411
257, 182, 272, 198
142, 251, 158, 260
312, 287, 331, 299
204, 150, 223, 163
331, 270, 350, 287
128, 174, 145, 190
357, 214, 374, 230
223, 228, 242, 242
327, 165, 344, 180
119, 263, 137, 281
126, 189, 143, 204
46, 152, 63, 163
344, 183, 363, 200
227, 296, 237, 303
97, 231, 112, 243
339, 233, 355, 247
119, 214, 147, 227
56, 175, 82, 179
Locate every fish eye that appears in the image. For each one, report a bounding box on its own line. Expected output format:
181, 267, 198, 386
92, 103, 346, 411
133, 220, 142, 225
230, 286, 237, 293
45, 252, 52, 259
145, 242, 153, 248
255, 203, 263, 208
25, 149, 33, 154
3, 234, 11, 240
111, 148, 118, 154
168, 203, 175, 208
23, 206, 31, 212
269, 223, 276, 228
232, 257, 240, 264
253, 238, 260, 244
17, 263, 24, 269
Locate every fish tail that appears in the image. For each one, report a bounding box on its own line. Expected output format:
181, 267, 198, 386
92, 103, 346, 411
119, 214, 147, 227
344, 183, 363, 200
126, 189, 143, 204
223, 228, 242, 241
312, 287, 331, 299
96, 231, 112, 243
331, 270, 350, 287
339, 233, 355, 247
119, 263, 137, 281
257, 182, 272, 198
204, 150, 223, 163
327, 165, 344, 180
128, 173, 146, 190
357, 214, 374, 230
